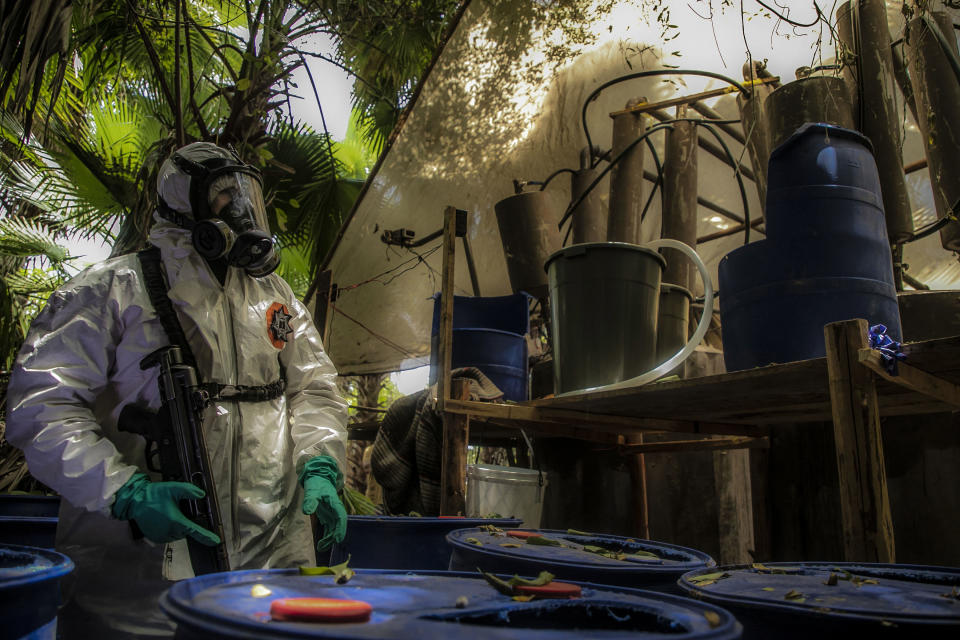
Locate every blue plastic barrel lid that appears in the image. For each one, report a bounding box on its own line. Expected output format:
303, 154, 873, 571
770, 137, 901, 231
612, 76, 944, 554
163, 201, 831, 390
162, 569, 740, 639
681, 562, 960, 621
0, 544, 74, 589
448, 528, 713, 571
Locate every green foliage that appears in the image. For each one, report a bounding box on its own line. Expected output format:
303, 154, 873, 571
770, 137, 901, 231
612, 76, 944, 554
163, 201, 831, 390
313, 0, 462, 155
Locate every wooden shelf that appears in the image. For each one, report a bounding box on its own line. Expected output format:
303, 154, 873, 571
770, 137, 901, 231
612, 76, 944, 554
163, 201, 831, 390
431, 206, 960, 564
527, 334, 960, 425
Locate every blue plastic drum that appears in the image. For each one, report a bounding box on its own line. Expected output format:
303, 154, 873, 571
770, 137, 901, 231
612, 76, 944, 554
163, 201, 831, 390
0, 544, 74, 640
329, 516, 521, 571
447, 528, 715, 593
161, 568, 743, 639
679, 562, 960, 639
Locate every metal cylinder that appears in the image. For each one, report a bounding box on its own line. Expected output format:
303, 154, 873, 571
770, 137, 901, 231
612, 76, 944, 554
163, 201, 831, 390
906, 11, 960, 252
607, 101, 647, 244
736, 61, 777, 218
655, 283, 692, 378
571, 168, 607, 244
661, 111, 698, 291
836, 0, 914, 243
494, 191, 563, 301
764, 76, 855, 152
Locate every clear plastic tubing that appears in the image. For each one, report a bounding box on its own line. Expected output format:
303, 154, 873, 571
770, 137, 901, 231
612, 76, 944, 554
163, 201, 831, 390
556, 238, 715, 397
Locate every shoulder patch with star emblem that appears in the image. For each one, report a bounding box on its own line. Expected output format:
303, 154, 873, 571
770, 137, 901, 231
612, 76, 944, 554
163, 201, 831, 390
267, 302, 294, 349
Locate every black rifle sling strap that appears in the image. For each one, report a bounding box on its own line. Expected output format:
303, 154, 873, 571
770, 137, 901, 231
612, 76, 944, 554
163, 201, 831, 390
137, 246, 285, 402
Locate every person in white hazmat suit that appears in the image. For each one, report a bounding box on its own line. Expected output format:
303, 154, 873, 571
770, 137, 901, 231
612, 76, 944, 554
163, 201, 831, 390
5, 142, 349, 638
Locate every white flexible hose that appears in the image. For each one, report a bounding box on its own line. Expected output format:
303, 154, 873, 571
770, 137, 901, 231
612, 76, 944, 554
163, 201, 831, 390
556, 238, 715, 396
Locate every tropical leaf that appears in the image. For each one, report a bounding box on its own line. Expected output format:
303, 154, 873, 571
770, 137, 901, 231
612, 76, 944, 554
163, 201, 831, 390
3, 268, 64, 296
0, 217, 67, 262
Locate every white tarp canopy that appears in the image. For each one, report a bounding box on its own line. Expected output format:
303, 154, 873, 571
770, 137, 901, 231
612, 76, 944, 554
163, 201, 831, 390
322, 0, 960, 375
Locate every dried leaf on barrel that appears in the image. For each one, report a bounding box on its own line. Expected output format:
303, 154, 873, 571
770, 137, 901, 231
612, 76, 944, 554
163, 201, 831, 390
689, 572, 730, 586
784, 589, 805, 602
479, 569, 555, 596
466, 537, 483, 546
299, 556, 355, 584
526, 536, 564, 547
703, 611, 722, 628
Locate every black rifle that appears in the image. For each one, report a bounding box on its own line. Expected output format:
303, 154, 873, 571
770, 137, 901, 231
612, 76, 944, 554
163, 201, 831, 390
118, 345, 231, 574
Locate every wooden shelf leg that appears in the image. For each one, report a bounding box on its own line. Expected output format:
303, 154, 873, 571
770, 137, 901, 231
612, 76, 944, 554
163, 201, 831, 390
627, 434, 650, 539
714, 449, 755, 564
824, 318, 896, 563
440, 378, 471, 515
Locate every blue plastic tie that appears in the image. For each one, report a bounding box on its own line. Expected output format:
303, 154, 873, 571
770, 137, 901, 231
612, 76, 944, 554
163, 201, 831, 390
868, 324, 905, 376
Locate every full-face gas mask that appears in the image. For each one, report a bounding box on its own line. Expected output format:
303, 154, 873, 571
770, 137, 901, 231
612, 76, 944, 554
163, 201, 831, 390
157, 144, 279, 278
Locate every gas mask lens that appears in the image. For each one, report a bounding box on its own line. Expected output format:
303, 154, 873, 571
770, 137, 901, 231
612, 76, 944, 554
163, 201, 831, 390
191, 172, 279, 277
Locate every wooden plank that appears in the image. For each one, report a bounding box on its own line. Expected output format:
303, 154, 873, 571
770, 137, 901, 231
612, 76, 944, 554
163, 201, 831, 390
443, 398, 769, 437
627, 433, 650, 539
714, 448, 756, 564
436, 206, 458, 412
859, 348, 960, 408
619, 436, 768, 454
609, 76, 780, 117
440, 379, 470, 515
312, 269, 333, 345
824, 319, 896, 563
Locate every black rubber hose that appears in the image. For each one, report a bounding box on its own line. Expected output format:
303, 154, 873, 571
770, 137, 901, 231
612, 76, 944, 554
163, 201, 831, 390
695, 121, 752, 245
640, 137, 664, 224
581, 69, 751, 168
538, 167, 577, 191
558, 122, 677, 234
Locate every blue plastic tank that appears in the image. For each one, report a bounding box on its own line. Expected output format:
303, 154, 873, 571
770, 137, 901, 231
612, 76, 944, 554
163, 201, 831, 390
329, 516, 521, 571
719, 244, 902, 372
679, 562, 960, 639
765, 123, 883, 239
0, 544, 74, 640
161, 568, 743, 639
718, 122, 902, 372
428, 294, 531, 401
447, 528, 715, 593
0, 495, 60, 518
0, 495, 60, 549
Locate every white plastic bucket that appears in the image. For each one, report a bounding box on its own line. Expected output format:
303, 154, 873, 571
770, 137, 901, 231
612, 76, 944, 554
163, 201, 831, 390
466, 464, 546, 528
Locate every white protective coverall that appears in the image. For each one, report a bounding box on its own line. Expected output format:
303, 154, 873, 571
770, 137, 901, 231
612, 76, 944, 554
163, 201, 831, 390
6, 214, 347, 637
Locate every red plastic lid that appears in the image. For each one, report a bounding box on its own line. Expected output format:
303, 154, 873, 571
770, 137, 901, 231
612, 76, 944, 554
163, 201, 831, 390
506, 530, 544, 539
270, 597, 372, 623
515, 582, 582, 598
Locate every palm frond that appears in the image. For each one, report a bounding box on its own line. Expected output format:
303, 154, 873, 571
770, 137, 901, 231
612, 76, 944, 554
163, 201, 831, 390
3, 267, 64, 297
0, 0, 74, 137
0, 217, 67, 262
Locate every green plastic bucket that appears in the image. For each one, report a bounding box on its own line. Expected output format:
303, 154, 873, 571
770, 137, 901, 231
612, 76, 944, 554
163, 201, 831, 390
545, 242, 665, 393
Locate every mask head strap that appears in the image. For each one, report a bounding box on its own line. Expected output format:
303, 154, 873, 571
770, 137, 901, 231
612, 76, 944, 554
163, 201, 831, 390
157, 148, 263, 226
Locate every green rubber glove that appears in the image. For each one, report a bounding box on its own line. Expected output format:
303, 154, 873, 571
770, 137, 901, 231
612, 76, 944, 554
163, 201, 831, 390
299, 455, 347, 551
111, 472, 221, 546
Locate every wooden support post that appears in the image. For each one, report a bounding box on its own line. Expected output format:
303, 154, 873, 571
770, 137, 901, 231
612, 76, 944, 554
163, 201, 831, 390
661, 104, 698, 291
627, 434, 650, 539
312, 269, 334, 345
440, 378, 471, 515
713, 449, 756, 564
437, 206, 458, 412
824, 318, 896, 562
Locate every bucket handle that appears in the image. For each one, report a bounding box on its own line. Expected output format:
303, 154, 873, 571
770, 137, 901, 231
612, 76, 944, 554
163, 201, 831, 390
556, 238, 715, 396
